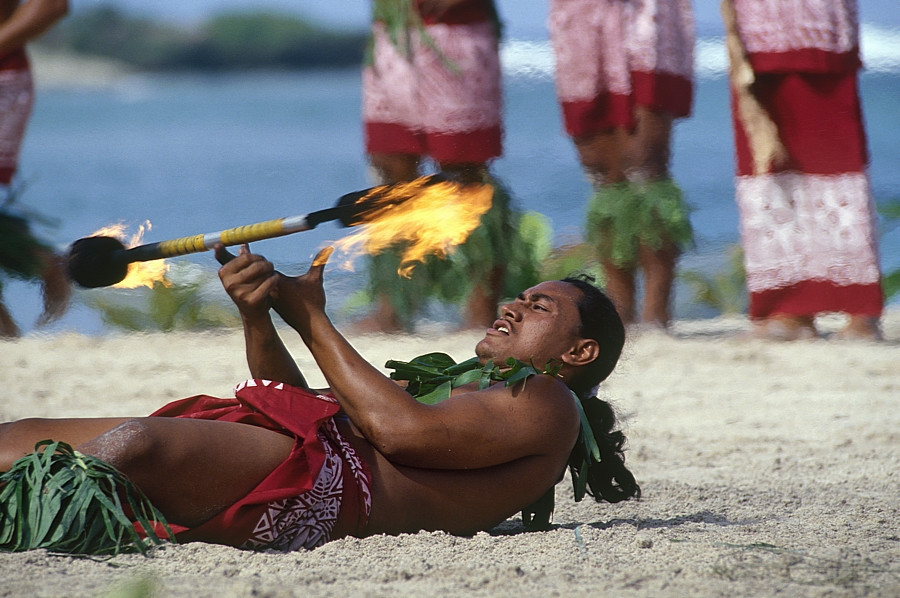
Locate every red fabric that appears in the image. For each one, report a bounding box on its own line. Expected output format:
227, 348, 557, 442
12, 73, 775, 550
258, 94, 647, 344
365, 122, 502, 163
732, 71, 868, 176
559, 70, 692, 137
148, 381, 365, 547
414, 0, 494, 25
749, 279, 883, 319
631, 71, 694, 118
560, 93, 634, 136
748, 48, 861, 75
0, 47, 31, 183
0, 47, 28, 72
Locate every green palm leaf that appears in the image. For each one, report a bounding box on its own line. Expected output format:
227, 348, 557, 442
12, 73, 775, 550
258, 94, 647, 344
0, 440, 174, 555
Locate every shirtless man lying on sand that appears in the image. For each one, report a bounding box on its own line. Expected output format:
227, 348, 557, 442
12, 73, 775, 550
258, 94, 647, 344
0, 244, 639, 550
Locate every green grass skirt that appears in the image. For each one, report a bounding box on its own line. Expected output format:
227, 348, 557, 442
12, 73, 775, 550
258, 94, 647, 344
585, 179, 693, 268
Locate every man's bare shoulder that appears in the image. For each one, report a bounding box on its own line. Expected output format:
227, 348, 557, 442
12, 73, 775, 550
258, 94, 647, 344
472, 373, 580, 431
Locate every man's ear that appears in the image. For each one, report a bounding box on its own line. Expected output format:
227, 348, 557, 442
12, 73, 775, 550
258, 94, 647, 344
562, 337, 599, 368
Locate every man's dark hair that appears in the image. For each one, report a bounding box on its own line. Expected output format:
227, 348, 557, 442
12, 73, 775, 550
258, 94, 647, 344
560, 274, 639, 504
560, 274, 626, 398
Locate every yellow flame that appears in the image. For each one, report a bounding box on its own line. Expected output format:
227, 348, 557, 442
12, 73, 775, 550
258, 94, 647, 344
90, 221, 171, 289
331, 180, 493, 277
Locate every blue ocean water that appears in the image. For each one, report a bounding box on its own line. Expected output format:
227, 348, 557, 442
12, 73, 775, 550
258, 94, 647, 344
5, 37, 900, 335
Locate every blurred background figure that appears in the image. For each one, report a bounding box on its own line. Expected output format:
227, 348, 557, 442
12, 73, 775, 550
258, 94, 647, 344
0, 0, 70, 337
359, 0, 513, 333
723, 0, 883, 341
548, 0, 695, 330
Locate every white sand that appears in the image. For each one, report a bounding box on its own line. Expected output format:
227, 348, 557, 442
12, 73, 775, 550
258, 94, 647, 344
1, 313, 899, 597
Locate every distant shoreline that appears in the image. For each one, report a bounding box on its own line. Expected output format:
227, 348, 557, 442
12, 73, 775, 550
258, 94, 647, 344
29, 48, 133, 90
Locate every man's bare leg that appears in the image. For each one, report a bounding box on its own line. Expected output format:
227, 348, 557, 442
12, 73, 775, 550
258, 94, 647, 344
0, 417, 129, 468
1, 416, 294, 530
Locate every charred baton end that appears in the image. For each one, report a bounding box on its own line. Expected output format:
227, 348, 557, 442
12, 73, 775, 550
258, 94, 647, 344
66, 236, 130, 288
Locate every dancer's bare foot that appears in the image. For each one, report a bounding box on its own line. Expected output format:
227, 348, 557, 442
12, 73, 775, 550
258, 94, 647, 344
833, 316, 882, 341
751, 315, 817, 341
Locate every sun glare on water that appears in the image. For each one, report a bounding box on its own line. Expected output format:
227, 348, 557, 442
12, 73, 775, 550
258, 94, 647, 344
331, 179, 494, 277
90, 221, 171, 289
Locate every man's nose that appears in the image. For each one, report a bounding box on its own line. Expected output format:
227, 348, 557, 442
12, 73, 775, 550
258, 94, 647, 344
501, 302, 522, 320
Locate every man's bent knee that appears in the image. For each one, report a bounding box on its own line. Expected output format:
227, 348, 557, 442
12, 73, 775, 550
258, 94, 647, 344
77, 419, 158, 472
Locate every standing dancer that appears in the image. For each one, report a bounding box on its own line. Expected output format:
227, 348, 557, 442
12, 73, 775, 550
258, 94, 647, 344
0, 0, 70, 336
361, 0, 511, 332
723, 0, 883, 340
548, 0, 695, 330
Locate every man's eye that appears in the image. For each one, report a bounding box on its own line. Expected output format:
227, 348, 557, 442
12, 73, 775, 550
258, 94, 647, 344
533, 304, 548, 311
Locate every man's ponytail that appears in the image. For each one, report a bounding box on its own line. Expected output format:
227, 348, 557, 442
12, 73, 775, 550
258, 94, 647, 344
579, 396, 640, 503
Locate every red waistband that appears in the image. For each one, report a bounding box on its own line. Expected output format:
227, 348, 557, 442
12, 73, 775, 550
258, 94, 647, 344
0, 47, 29, 72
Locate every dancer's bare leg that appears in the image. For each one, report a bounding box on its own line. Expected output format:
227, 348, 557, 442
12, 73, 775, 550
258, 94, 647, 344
602, 261, 637, 326
639, 244, 679, 327
437, 162, 505, 330
574, 129, 629, 185
628, 108, 679, 328
36, 249, 71, 327
359, 153, 422, 333
369, 152, 421, 185
624, 107, 673, 181
0, 298, 19, 337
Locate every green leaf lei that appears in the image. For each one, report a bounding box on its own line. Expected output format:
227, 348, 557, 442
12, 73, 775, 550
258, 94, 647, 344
0, 440, 174, 555
385, 352, 602, 530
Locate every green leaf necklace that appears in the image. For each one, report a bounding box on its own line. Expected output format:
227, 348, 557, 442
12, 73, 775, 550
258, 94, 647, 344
385, 352, 601, 529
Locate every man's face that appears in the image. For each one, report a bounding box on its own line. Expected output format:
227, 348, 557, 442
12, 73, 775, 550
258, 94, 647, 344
475, 281, 585, 369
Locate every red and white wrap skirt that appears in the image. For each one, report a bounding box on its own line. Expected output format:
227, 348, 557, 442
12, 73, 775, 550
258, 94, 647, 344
0, 48, 34, 185
362, 20, 503, 164
548, 0, 694, 136
730, 0, 882, 318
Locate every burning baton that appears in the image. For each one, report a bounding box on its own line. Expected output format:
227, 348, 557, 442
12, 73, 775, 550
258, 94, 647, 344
66, 176, 494, 289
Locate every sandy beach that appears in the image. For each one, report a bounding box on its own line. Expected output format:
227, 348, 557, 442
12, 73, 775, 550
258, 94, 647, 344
1, 311, 898, 597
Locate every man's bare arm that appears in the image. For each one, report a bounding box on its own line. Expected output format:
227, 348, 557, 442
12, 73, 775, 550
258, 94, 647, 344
271, 250, 581, 470
216, 245, 308, 389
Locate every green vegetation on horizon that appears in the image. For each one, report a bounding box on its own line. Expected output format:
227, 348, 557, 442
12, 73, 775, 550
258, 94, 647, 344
38, 5, 368, 71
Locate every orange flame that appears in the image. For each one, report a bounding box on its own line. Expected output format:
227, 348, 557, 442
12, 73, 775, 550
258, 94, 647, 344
90, 221, 171, 289
331, 180, 493, 277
